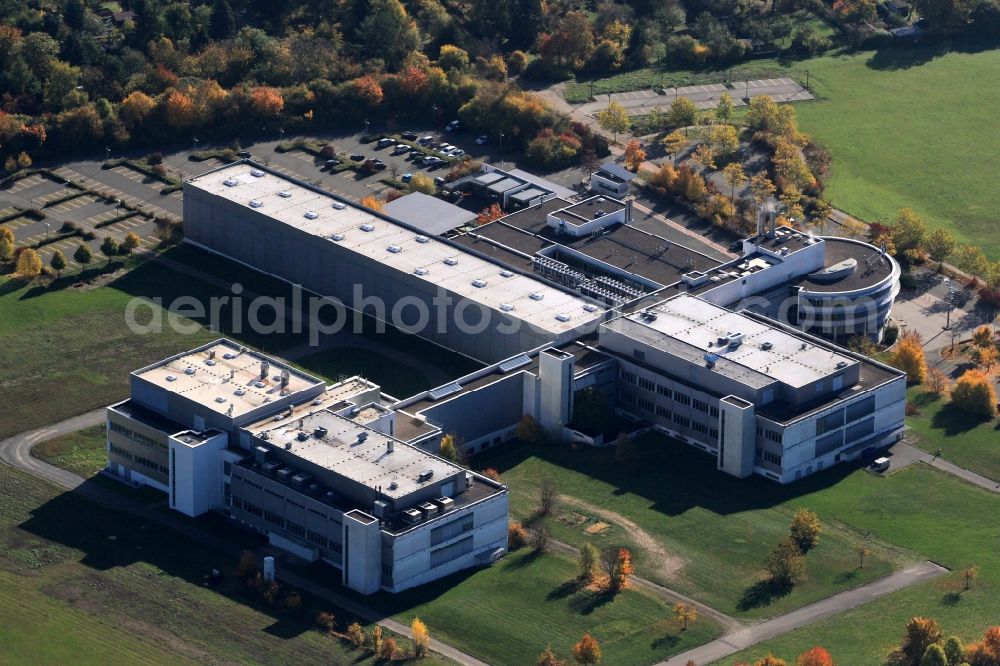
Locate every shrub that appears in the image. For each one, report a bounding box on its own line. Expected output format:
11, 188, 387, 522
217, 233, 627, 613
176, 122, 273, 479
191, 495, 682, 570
147, 152, 164, 165
508, 521, 529, 549
320, 144, 336, 158
950, 369, 998, 419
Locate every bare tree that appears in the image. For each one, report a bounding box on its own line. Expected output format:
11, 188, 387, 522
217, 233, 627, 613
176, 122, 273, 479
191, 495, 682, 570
539, 478, 559, 516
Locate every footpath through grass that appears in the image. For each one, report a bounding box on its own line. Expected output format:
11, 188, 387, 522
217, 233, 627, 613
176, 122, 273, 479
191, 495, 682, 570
720, 464, 1000, 664
477, 434, 913, 620
904, 386, 1000, 482
0, 463, 444, 665
31, 425, 110, 478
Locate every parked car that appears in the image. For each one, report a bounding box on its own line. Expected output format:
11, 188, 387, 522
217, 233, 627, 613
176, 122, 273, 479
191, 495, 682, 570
331, 201, 347, 210
445, 120, 460, 132
422, 155, 441, 166
392, 144, 410, 154
450, 149, 465, 157
475, 134, 488, 145
401, 131, 418, 140
376, 137, 394, 148
418, 135, 434, 145
434, 176, 446, 186
401, 173, 413, 183
729, 240, 743, 253
323, 159, 341, 170
350, 153, 365, 162
237, 150, 252, 158
364, 158, 387, 171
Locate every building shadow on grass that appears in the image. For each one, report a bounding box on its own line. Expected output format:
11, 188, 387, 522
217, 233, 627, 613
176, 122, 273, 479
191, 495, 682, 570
931, 402, 990, 436
865, 38, 1000, 72
476, 434, 858, 519
736, 578, 794, 612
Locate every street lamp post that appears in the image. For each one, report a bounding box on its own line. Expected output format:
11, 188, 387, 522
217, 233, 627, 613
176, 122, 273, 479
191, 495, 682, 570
498, 131, 504, 170
363, 119, 370, 136
104, 146, 110, 162
944, 279, 956, 330
193, 136, 199, 151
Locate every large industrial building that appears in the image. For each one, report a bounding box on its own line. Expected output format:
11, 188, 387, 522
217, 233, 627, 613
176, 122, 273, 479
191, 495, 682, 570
103, 159, 906, 591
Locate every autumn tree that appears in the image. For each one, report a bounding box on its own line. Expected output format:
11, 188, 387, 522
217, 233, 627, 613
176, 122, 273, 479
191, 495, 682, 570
716, 91, 734, 123
578, 543, 600, 583
595, 101, 630, 143
925, 228, 956, 265
380, 636, 398, 660
623, 140, 646, 171
955, 245, 990, 280
249, 87, 284, 117
411, 617, 429, 658
538, 12, 595, 71
508, 521, 528, 549
950, 369, 998, 419
515, 414, 542, 442
708, 123, 740, 159
964, 626, 1000, 666
538, 646, 566, 666
14, 247, 42, 280
960, 564, 980, 591
722, 162, 746, 201
892, 617, 943, 666
667, 96, 698, 128
347, 622, 365, 647
856, 543, 872, 569
790, 508, 822, 553
50, 249, 66, 277
891, 329, 927, 384
408, 173, 435, 195
766, 537, 806, 586
360, 196, 384, 212
971, 344, 998, 370
438, 44, 470, 72
795, 646, 834, 666
892, 208, 928, 258
439, 434, 459, 462
163, 91, 196, 129
572, 632, 601, 664
481, 468, 501, 482
0, 235, 14, 264
840, 216, 867, 240
100, 237, 119, 266
926, 367, 949, 396
351, 75, 384, 107
359, 0, 421, 67
73, 243, 93, 268
663, 130, 689, 162
539, 477, 558, 516
602, 547, 633, 592
691, 144, 716, 172
475, 203, 503, 226
672, 602, 699, 631
755, 655, 789, 666
16, 152, 31, 169
122, 231, 141, 255
580, 149, 600, 178
749, 171, 777, 213
973, 325, 994, 348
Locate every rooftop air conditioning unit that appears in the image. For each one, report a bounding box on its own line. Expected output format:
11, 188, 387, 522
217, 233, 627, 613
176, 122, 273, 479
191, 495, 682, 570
418, 502, 438, 518
402, 508, 423, 525
433, 497, 455, 512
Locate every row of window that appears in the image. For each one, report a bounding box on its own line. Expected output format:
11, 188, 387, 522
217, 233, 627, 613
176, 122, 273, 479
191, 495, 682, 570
109, 443, 133, 461
757, 449, 782, 466
757, 426, 783, 444
134, 454, 167, 475
109, 420, 167, 452
286, 520, 306, 538
430, 514, 475, 547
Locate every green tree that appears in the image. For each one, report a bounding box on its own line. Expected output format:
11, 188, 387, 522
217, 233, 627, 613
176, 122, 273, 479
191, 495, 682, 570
209, 0, 236, 40
766, 537, 806, 586
595, 100, 630, 143
438, 44, 470, 72
708, 123, 739, 159
439, 434, 459, 462
911, 0, 973, 33
578, 543, 599, 583
100, 237, 119, 266
954, 245, 990, 280
919, 643, 948, 666
359, 0, 421, 68
715, 92, 734, 123
74, 243, 93, 268
924, 228, 956, 265
943, 636, 964, 665
0, 236, 13, 264
667, 96, 698, 128
663, 129, 689, 162
50, 249, 67, 277
892, 208, 928, 255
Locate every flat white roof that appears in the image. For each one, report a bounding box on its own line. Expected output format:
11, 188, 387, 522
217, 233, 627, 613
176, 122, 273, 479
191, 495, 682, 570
258, 409, 461, 499
133, 340, 324, 417
186, 163, 605, 335
620, 295, 858, 388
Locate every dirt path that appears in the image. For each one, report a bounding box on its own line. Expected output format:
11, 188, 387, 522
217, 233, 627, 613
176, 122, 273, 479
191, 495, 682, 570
561, 496, 685, 580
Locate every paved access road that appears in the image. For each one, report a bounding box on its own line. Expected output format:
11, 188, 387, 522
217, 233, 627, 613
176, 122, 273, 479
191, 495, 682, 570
576, 78, 813, 118
0, 411, 487, 666
660, 561, 948, 666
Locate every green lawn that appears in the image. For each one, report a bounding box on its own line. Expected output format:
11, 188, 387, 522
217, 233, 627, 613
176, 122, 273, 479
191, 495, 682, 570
0, 463, 444, 665
476, 434, 912, 620
720, 465, 1000, 665
31, 425, 110, 478
904, 386, 1000, 482
380, 548, 721, 666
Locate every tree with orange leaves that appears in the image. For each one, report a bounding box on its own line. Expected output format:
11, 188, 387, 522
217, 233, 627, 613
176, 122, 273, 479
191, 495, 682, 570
602, 547, 633, 592
965, 626, 1000, 666
163, 91, 195, 129
360, 196, 384, 212
795, 646, 834, 666
890, 329, 927, 385
352, 75, 384, 107
476, 203, 503, 226
951, 369, 998, 418
623, 140, 646, 171
755, 656, 788, 666
250, 87, 284, 117
572, 632, 601, 664
120, 91, 156, 130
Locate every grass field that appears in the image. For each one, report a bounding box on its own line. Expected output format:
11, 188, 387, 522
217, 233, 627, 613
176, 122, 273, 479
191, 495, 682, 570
0, 246, 478, 440
905, 386, 1000, 482
569, 44, 1000, 257
476, 433, 912, 620
31, 425, 110, 478
380, 548, 721, 665
0, 463, 444, 665
720, 464, 1000, 664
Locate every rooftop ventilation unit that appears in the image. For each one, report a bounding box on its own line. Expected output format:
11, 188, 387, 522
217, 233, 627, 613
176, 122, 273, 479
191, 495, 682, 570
443, 257, 459, 266
433, 497, 455, 512
234, 388, 246, 396
314, 426, 328, 439
215, 396, 227, 403
415, 235, 429, 243
185, 367, 196, 375
291, 472, 311, 488
254, 381, 266, 388
387, 245, 402, 253
836, 361, 849, 369
223, 352, 236, 360
414, 267, 429, 276
555, 313, 571, 322
704, 353, 719, 368
329, 233, 345, 241
417, 469, 435, 482
304, 211, 319, 219
223, 178, 238, 187
278, 190, 291, 198
428, 383, 462, 401
165, 374, 177, 382
276, 467, 294, 483
780, 247, 790, 256
360, 223, 375, 232
530, 292, 544, 301
418, 502, 438, 517
356, 432, 369, 445
250, 169, 265, 177
499, 354, 531, 373
761, 341, 774, 351
499, 303, 514, 312
296, 431, 309, 441
402, 508, 423, 525
389, 481, 398, 490
499, 269, 514, 277
593, 209, 605, 218
205, 359, 216, 366
249, 199, 263, 208
583, 304, 599, 313
471, 279, 487, 288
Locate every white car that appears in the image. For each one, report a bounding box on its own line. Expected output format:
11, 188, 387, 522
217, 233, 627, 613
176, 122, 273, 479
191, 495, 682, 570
418, 135, 433, 145
392, 144, 409, 154
475, 135, 488, 145
451, 149, 465, 157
